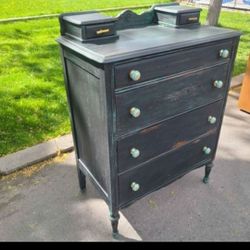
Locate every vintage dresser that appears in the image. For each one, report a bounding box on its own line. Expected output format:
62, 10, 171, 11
57, 3, 241, 237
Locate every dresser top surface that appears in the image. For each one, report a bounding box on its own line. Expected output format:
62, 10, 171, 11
57, 24, 241, 63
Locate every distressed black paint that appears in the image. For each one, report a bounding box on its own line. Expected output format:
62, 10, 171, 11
117, 100, 224, 173
57, 6, 241, 236
116, 64, 228, 136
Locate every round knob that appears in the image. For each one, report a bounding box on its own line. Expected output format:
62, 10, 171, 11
130, 148, 140, 158
129, 70, 141, 81
219, 49, 229, 59
131, 182, 140, 192
208, 116, 217, 124
203, 146, 212, 155
213, 80, 224, 88
130, 107, 141, 118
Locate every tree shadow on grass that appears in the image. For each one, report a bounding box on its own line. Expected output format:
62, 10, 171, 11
20, 43, 63, 85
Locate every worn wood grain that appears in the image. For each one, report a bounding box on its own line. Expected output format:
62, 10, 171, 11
116, 64, 228, 136
66, 59, 110, 193
117, 100, 224, 172
118, 132, 218, 207
114, 40, 232, 89
57, 25, 240, 63
58, 9, 241, 234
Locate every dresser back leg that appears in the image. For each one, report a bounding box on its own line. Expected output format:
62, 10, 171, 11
77, 165, 86, 191
203, 162, 214, 184
109, 210, 120, 237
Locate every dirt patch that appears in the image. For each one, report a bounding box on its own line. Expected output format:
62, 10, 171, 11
0, 152, 69, 182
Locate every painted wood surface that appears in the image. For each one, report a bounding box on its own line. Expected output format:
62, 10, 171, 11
58, 7, 241, 233
57, 25, 240, 63
114, 39, 232, 89
117, 100, 224, 173
116, 63, 229, 136
118, 132, 218, 207
66, 59, 110, 194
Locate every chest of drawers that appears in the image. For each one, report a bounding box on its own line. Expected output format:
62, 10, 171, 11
57, 4, 241, 237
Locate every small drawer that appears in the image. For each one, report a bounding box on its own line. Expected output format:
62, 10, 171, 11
179, 12, 200, 25
114, 40, 233, 89
116, 64, 228, 136
118, 132, 217, 207
84, 23, 116, 39
117, 100, 223, 173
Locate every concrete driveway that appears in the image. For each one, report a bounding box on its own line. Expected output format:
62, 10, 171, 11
0, 95, 249, 241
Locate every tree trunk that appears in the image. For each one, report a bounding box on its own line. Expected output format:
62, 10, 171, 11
206, 0, 223, 26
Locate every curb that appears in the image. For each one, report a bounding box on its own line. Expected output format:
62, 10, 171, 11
0, 134, 74, 176
0, 5, 150, 24
0, 74, 244, 176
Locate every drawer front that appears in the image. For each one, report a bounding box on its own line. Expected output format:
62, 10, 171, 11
179, 12, 200, 25
117, 100, 223, 173
85, 23, 116, 39
118, 132, 217, 207
114, 40, 233, 89
116, 64, 228, 136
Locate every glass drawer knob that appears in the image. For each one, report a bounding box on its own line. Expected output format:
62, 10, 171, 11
129, 70, 141, 81
130, 107, 141, 118
219, 49, 229, 59
213, 80, 224, 88
203, 146, 212, 155
208, 116, 217, 124
131, 182, 140, 192
130, 148, 140, 158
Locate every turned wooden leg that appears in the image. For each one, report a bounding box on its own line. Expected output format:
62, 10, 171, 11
203, 162, 214, 184
109, 211, 120, 237
77, 166, 86, 191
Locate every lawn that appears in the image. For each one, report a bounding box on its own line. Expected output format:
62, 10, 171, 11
0, 0, 166, 19
0, 2, 249, 156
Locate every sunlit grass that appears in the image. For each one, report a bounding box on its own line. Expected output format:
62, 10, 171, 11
0, 0, 167, 19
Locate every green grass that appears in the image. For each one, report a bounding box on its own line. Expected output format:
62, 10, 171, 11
0, 0, 166, 19
0, 3, 249, 156
0, 18, 69, 156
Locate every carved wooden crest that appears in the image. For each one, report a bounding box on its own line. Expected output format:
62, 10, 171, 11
115, 8, 157, 30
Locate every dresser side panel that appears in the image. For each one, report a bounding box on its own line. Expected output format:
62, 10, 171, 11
65, 58, 110, 194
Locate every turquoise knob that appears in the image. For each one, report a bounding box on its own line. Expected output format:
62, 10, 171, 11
203, 146, 212, 155
208, 116, 217, 124
130, 148, 140, 158
213, 80, 224, 88
219, 49, 229, 59
129, 70, 141, 81
130, 107, 141, 118
131, 182, 140, 192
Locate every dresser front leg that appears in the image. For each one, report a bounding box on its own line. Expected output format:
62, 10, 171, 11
203, 162, 214, 184
77, 166, 86, 191
109, 211, 120, 237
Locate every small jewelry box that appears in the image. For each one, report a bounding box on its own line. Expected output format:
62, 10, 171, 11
59, 11, 118, 43
154, 5, 202, 28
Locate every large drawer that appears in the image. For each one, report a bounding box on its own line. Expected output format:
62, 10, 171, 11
117, 100, 223, 173
118, 132, 217, 207
116, 63, 228, 136
114, 40, 233, 89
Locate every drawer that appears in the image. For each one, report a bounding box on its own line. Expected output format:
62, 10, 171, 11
116, 64, 228, 136
118, 132, 217, 207
114, 40, 233, 89
117, 100, 223, 173
85, 23, 116, 39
